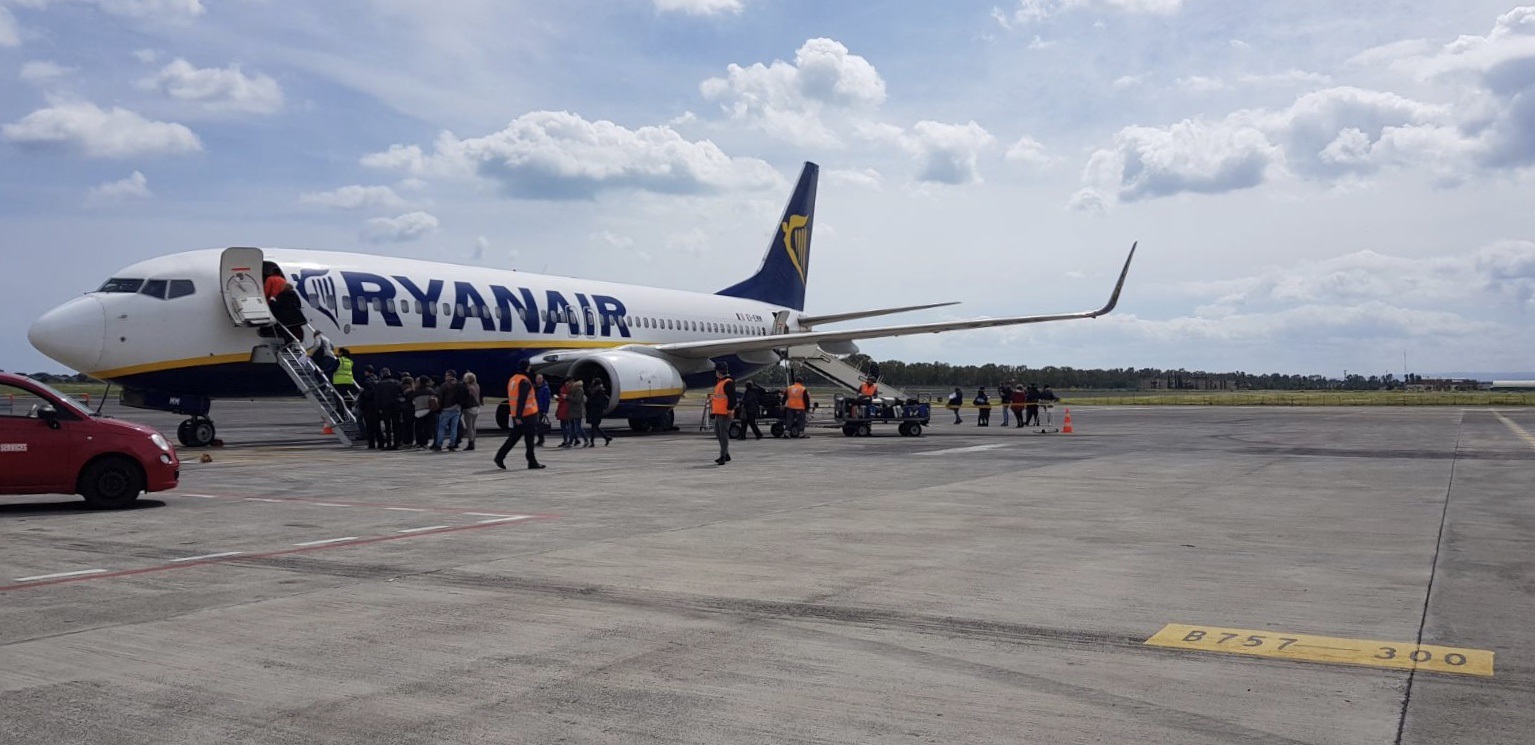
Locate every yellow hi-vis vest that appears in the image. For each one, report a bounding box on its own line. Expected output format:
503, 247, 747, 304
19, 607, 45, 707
333, 357, 355, 385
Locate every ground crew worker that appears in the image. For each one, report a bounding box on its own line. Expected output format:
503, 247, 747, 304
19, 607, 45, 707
785, 377, 810, 438
710, 363, 737, 465
858, 376, 878, 398
736, 381, 763, 440
332, 347, 356, 394
494, 360, 545, 470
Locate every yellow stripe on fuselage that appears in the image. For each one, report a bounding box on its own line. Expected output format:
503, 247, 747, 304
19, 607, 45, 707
619, 387, 685, 401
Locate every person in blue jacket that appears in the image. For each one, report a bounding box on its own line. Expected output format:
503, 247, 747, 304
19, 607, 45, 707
534, 373, 553, 446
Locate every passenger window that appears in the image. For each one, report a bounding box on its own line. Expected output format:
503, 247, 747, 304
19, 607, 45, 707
167, 279, 196, 299
455, 304, 465, 318
342, 296, 353, 311
140, 279, 168, 299
98, 278, 144, 293
387, 299, 397, 313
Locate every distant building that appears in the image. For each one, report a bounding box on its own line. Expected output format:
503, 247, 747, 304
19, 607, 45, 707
1139, 375, 1234, 391
1405, 378, 1482, 392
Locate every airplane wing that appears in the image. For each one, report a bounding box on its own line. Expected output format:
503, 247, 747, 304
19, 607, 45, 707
651, 242, 1137, 361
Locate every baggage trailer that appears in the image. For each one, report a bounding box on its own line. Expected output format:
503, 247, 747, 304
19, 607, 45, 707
834, 396, 931, 437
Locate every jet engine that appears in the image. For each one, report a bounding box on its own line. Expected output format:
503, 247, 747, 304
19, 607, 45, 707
565, 349, 686, 416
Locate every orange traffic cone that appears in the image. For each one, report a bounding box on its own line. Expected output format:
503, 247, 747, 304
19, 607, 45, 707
322, 422, 334, 435
1061, 408, 1074, 434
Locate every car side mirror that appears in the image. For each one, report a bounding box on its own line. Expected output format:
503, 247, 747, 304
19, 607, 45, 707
36, 404, 61, 429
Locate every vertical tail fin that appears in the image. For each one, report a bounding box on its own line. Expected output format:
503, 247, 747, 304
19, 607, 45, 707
717, 161, 818, 311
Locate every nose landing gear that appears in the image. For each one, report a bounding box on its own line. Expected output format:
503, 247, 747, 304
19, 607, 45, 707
177, 416, 217, 448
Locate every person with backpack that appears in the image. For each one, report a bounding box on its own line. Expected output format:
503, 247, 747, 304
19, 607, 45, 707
973, 387, 991, 426
947, 386, 963, 424
585, 380, 612, 447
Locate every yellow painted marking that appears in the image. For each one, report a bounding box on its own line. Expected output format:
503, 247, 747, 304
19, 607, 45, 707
1492, 411, 1535, 452
1145, 624, 1493, 677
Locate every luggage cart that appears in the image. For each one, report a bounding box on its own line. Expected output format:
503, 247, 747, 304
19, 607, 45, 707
834, 396, 931, 437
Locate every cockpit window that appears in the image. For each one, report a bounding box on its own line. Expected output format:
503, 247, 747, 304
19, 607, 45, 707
168, 279, 196, 299
98, 278, 144, 293
141, 279, 168, 299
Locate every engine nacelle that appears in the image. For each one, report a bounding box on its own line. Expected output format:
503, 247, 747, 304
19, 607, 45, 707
567, 350, 686, 416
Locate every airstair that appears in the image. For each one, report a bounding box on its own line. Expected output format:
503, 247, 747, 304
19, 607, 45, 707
791, 346, 912, 401
274, 338, 362, 447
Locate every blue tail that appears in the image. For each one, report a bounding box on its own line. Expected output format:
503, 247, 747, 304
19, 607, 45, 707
717, 162, 818, 311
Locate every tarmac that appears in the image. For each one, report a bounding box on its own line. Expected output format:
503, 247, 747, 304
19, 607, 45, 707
2, 400, 1533, 744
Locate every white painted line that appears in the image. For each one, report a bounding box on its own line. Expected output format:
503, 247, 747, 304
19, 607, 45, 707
477, 515, 532, 524
312, 503, 352, 508
384, 507, 427, 512
397, 525, 451, 534
180, 494, 221, 499
293, 536, 359, 547
464, 512, 513, 517
916, 443, 1010, 456
169, 551, 244, 563
244, 498, 284, 503
15, 568, 108, 582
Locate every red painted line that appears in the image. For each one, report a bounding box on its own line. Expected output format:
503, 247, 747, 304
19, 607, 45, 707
0, 516, 549, 593
175, 492, 553, 518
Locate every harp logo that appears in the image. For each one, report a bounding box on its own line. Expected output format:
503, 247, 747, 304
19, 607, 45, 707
781, 214, 810, 283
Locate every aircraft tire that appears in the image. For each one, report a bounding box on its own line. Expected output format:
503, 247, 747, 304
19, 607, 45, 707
180, 417, 215, 447
78, 456, 144, 509
628, 418, 652, 433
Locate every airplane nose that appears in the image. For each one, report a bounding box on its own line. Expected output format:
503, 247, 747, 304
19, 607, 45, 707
28, 296, 106, 373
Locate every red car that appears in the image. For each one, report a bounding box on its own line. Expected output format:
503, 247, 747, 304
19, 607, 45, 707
0, 372, 179, 508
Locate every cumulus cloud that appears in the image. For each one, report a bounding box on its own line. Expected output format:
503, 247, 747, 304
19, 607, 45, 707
1004, 134, 1053, 166
19, 60, 72, 84
652, 0, 742, 15
1082, 8, 1535, 206
361, 110, 781, 199
1176, 75, 1226, 92
2, 98, 201, 157
299, 184, 407, 210
139, 58, 283, 114
700, 37, 886, 147
824, 167, 883, 189
994, 0, 1184, 28
1237, 69, 1333, 87
363, 211, 439, 243
861, 120, 996, 184
86, 170, 151, 202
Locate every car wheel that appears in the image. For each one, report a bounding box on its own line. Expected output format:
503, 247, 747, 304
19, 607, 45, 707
908, 423, 922, 437
79, 456, 144, 509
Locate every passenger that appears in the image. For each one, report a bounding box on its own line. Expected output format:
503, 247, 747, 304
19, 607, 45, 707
1010, 385, 1026, 428
411, 375, 437, 449
357, 364, 379, 449
947, 386, 963, 424
564, 380, 588, 448
585, 379, 612, 447
736, 381, 763, 440
710, 363, 737, 465
395, 374, 415, 448
1040, 384, 1059, 425
311, 331, 339, 378
493, 359, 545, 470
373, 369, 401, 450
265, 276, 307, 345
432, 369, 462, 451
332, 346, 357, 400
554, 378, 573, 447
460, 371, 482, 452
1024, 383, 1042, 427
534, 373, 552, 447
999, 382, 1013, 426
785, 377, 810, 438
974, 387, 991, 426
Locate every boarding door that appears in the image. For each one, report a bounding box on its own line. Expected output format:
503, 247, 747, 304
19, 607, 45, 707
220, 247, 274, 327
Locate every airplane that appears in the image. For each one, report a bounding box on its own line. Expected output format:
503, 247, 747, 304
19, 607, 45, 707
27, 162, 1137, 447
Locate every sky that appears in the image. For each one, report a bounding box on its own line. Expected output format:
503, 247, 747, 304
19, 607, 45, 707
2, 0, 1533, 378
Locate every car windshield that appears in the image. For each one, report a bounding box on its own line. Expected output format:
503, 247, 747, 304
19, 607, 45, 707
98, 278, 145, 293
24, 378, 96, 417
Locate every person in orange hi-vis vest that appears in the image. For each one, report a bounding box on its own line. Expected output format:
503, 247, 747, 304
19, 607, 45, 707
858, 377, 878, 398
785, 378, 811, 438
493, 359, 545, 470
710, 363, 737, 465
